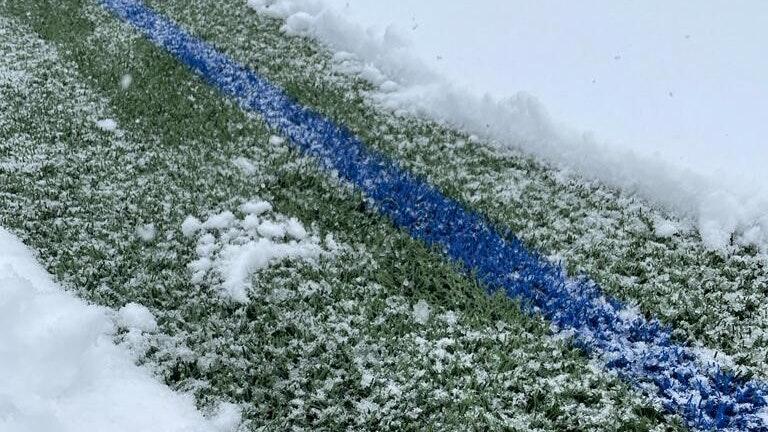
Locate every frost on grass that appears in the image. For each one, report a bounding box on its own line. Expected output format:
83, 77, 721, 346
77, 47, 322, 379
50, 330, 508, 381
231, 156, 257, 175
148, 0, 768, 381
0, 5, 679, 430
185, 200, 335, 302
135, 223, 157, 242
0, 14, 245, 431
170, 223, 677, 429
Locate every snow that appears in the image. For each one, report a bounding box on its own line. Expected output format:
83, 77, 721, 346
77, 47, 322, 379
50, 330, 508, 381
690, 346, 737, 371
120, 73, 132, 90
652, 216, 681, 239
203, 211, 236, 230
185, 201, 334, 302
209, 403, 242, 432
117, 302, 159, 333
249, 0, 768, 252
758, 408, 768, 426
240, 200, 273, 215
412, 299, 431, 324
0, 227, 234, 432
256, 220, 286, 239
232, 156, 257, 175
181, 215, 203, 237
135, 223, 157, 242
285, 217, 308, 240
438, 311, 458, 326
360, 371, 374, 388
95, 118, 117, 132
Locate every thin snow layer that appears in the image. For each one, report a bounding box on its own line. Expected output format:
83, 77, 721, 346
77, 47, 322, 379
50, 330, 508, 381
185, 200, 335, 302
0, 228, 233, 432
100, 3, 766, 426
248, 0, 768, 252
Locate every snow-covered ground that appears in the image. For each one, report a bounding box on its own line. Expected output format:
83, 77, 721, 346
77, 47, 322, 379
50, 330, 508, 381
184, 196, 338, 302
0, 228, 239, 432
250, 0, 768, 251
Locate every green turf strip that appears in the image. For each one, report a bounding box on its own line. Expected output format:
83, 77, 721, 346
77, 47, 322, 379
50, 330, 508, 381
125, 0, 768, 380
0, 3, 681, 431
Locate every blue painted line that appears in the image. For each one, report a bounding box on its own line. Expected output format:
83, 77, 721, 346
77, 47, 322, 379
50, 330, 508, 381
101, 0, 768, 429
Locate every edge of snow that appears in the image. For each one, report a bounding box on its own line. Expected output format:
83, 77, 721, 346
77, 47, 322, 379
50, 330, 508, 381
247, 0, 768, 252
0, 227, 239, 432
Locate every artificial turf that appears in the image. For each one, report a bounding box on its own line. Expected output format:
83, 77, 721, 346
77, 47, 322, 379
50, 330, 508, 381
3, 0, 758, 430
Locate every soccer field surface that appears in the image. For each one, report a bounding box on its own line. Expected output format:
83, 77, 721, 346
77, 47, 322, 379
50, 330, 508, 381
2, 1, 768, 430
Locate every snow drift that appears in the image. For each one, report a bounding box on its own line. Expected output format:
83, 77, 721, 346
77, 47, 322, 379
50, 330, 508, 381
248, 0, 768, 252
0, 228, 239, 432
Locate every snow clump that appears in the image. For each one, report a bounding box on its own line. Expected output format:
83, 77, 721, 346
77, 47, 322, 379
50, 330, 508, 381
185, 200, 338, 302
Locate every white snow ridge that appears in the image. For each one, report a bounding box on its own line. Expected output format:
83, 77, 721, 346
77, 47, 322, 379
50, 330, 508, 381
248, 0, 768, 253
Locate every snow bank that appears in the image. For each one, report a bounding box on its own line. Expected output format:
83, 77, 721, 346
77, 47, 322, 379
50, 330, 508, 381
185, 200, 337, 302
0, 228, 236, 432
248, 0, 768, 252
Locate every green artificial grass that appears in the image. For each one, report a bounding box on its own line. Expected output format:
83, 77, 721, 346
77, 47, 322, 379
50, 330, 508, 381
140, 0, 768, 381
0, 3, 683, 430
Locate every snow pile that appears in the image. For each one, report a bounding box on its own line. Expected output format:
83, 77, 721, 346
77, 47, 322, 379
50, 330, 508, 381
0, 228, 238, 432
184, 200, 336, 302
117, 302, 159, 333
248, 0, 436, 88
248, 0, 768, 252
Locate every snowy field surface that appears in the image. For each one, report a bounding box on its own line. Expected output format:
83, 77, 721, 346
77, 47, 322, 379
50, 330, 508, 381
0, 228, 238, 432
250, 0, 768, 251
5, 0, 768, 430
